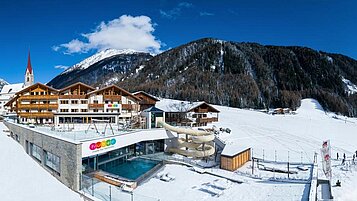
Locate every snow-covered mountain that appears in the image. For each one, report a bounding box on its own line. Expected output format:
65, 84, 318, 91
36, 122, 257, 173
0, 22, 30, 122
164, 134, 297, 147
0, 78, 9, 91
342, 77, 357, 95
61, 49, 141, 75
48, 49, 152, 88
48, 38, 357, 117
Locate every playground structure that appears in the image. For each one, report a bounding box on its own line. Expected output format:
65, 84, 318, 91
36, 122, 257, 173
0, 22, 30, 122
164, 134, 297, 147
158, 120, 215, 158
85, 119, 115, 135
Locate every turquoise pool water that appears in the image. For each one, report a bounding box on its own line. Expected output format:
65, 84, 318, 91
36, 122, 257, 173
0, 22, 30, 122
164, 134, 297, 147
101, 158, 159, 180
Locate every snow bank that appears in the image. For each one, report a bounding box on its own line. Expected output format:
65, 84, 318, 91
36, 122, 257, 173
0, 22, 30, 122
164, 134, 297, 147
0, 123, 82, 201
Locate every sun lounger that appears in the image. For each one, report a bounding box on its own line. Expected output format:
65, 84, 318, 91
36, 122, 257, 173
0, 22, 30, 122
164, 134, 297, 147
166, 173, 175, 181
160, 175, 171, 182
199, 186, 223, 197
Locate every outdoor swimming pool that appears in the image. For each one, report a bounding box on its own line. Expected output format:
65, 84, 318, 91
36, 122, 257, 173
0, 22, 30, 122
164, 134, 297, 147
101, 158, 160, 180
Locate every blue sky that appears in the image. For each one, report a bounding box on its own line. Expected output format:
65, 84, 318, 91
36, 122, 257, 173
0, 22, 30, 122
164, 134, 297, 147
0, 0, 356, 84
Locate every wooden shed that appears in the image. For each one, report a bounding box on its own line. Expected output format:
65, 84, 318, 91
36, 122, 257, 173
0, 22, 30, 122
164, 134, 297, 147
220, 147, 251, 171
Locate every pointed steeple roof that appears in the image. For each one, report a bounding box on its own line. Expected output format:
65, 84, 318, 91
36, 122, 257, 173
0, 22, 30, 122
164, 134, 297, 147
26, 51, 33, 74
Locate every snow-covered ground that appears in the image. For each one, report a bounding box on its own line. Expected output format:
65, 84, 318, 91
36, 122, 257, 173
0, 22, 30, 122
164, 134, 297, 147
1, 98, 357, 200
134, 98, 357, 201
0, 123, 82, 201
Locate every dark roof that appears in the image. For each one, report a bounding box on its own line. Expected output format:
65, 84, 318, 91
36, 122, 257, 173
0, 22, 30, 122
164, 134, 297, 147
15, 83, 59, 95
58, 82, 95, 92
87, 84, 141, 101
132, 91, 160, 101
143, 106, 164, 112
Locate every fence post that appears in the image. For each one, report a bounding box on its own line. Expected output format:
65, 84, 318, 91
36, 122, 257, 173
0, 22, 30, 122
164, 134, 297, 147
91, 177, 94, 196
131, 191, 134, 201
109, 185, 112, 201
263, 149, 265, 161
275, 150, 277, 162
288, 151, 290, 179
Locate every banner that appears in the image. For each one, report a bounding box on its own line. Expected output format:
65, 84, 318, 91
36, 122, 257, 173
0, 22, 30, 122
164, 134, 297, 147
320, 140, 332, 179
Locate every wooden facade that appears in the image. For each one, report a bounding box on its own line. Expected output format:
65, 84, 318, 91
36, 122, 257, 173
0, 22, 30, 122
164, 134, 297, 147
7, 83, 59, 124
164, 102, 220, 127
133, 91, 160, 111
220, 148, 251, 171
6, 82, 143, 125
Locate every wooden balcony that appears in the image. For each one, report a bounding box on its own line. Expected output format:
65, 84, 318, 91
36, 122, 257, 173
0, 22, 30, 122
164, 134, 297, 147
59, 95, 86, 99
88, 103, 104, 109
104, 95, 122, 101
196, 117, 218, 123
17, 104, 58, 110
122, 104, 139, 111
196, 108, 209, 113
19, 112, 54, 118
18, 95, 58, 100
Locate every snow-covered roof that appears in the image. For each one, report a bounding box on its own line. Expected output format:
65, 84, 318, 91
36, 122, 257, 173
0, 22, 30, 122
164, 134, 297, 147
0, 83, 24, 95
221, 146, 251, 157
132, 91, 160, 101
156, 99, 219, 113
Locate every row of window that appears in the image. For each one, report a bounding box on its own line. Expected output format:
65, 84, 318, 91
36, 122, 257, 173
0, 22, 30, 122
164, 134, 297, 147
29, 143, 61, 175
29, 92, 51, 95
60, 100, 88, 104
58, 109, 122, 113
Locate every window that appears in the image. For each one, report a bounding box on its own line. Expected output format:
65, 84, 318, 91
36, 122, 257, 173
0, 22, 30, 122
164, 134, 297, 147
81, 100, 87, 104
30, 143, 42, 162
60, 109, 69, 112
81, 109, 88, 112
71, 100, 78, 104
60, 100, 69, 104
93, 100, 98, 104
71, 109, 78, 112
93, 109, 98, 112
44, 151, 60, 175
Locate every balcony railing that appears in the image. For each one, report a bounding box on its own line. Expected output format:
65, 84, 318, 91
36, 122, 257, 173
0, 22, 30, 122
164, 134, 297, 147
18, 112, 54, 118
59, 95, 86, 99
88, 103, 104, 109
103, 95, 122, 100
196, 117, 218, 123
17, 104, 58, 110
122, 104, 139, 111
18, 95, 58, 100
195, 108, 209, 113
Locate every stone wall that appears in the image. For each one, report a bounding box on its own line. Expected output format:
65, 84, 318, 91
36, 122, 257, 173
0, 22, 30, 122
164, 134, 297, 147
4, 121, 82, 191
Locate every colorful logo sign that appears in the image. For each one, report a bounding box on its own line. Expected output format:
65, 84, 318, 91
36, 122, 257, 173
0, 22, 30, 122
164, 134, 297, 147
89, 139, 116, 150
107, 104, 120, 108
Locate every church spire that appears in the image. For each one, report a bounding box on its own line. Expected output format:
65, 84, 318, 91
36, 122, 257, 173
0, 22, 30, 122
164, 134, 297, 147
26, 50, 33, 74
24, 50, 34, 86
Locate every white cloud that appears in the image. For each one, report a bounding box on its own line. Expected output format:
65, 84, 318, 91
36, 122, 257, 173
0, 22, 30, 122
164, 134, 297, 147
54, 65, 69, 70
160, 2, 193, 19
54, 15, 162, 54
200, 12, 214, 16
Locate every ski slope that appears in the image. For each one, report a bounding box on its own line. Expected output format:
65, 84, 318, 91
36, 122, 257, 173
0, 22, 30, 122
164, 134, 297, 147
0, 123, 82, 201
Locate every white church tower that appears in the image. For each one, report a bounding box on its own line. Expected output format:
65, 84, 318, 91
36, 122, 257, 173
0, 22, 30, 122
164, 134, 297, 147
24, 51, 34, 87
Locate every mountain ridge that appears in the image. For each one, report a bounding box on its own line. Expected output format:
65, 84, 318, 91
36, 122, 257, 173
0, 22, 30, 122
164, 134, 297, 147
47, 38, 357, 116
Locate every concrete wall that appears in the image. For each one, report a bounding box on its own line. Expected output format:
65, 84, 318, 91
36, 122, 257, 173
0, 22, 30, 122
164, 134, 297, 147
4, 121, 82, 191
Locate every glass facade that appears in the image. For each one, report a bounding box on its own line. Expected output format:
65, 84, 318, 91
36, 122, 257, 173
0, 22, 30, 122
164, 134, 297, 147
30, 143, 42, 162
82, 140, 165, 172
45, 151, 61, 174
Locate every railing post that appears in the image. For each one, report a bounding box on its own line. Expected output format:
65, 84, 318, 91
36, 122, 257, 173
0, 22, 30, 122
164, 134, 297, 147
109, 185, 112, 201
91, 177, 94, 196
